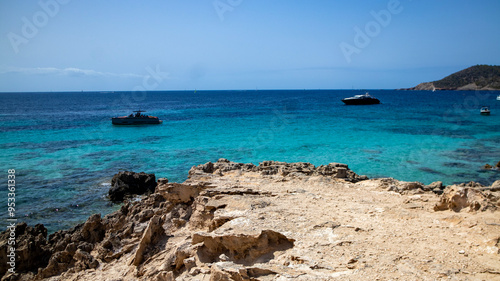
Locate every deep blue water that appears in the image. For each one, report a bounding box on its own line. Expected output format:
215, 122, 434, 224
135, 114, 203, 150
1, 90, 499, 232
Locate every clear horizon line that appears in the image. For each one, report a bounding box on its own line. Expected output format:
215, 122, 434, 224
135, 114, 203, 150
0, 88, 418, 94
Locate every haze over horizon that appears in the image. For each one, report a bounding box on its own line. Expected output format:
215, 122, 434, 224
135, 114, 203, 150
1, 0, 500, 92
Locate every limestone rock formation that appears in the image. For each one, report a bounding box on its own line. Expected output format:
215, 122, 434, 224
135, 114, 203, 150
434, 182, 499, 212
209, 261, 277, 281
1, 160, 499, 280
491, 180, 500, 191
132, 215, 165, 266
0, 223, 51, 278
109, 171, 157, 202
425, 181, 446, 194
188, 158, 368, 183
192, 230, 294, 265
356, 177, 427, 195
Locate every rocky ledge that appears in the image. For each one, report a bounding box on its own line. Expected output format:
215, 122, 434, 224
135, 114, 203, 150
187, 159, 368, 183
1, 159, 499, 281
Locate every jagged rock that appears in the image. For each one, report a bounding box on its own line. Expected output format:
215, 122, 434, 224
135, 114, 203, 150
76, 214, 106, 244
136, 209, 155, 223
1, 272, 24, 281
155, 271, 174, 281
132, 215, 165, 266
189, 159, 367, 182
458, 181, 485, 188
399, 182, 425, 194
434, 185, 497, 212
157, 183, 203, 204
156, 242, 196, 274
183, 257, 196, 272
37, 248, 97, 278
96, 234, 123, 262
202, 161, 215, 173
316, 163, 348, 177
0, 223, 51, 276
427, 181, 444, 190
77, 242, 94, 253
188, 195, 234, 232
192, 230, 294, 265
37, 250, 73, 278
426, 181, 446, 195
109, 171, 157, 202
335, 167, 348, 178
172, 242, 196, 272
33, 214, 106, 278
209, 263, 232, 281
210, 262, 277, 281
4, 161, 500, 281
45, 214, 105, 253
73, 249, 99, 272
189, 159, 258, 178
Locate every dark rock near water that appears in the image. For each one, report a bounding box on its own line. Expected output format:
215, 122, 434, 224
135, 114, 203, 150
483, 164, 493, 169
482, 160, 500, 170
109, 171, 157, 202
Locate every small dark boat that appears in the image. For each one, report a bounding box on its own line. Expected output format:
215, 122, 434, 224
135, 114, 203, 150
112, 110, 162, 125
341, 92, 380, 105
480, 107, 490, 115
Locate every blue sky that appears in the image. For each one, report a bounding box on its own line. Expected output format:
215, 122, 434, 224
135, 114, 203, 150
1, 0, 499, 92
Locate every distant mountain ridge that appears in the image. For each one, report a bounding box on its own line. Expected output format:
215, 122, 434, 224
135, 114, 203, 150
404, 65, 500, 91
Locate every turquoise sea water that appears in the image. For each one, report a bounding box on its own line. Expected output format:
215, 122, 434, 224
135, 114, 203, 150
1, 90, 499, 232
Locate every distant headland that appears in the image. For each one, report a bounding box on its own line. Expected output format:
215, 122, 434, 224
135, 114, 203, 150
401, 64, 500, 91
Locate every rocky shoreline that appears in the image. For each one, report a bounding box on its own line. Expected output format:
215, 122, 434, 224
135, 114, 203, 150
1, 159, 499, 280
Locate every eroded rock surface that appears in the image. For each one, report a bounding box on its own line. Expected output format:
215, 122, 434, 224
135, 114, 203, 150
188, 159, 368, 182
193, 230, 294, 265
0, 223, 51, 278
434, 182, 499, 212
1, 160, 499, 281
